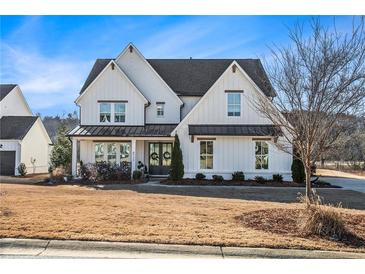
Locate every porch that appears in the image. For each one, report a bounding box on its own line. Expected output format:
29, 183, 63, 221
68, 124, 177, 177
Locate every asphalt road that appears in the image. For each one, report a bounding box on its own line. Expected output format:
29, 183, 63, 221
1, 238, 364, 259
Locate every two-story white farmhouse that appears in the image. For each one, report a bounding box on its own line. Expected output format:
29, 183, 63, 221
68, 43, 292, 180
0, 84, 52, 175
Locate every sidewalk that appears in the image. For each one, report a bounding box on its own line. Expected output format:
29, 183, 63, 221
1, 238, 364, 259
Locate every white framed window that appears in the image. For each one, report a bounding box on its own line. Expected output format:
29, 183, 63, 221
200, 140, 213, 169
107, 143, 117, 165
114, 103, 126, 123
255, 141, 269, 170
99, 103, 111, 122
120, 143, 130, 163
95, 143, 105, 162
227, 92, 241, 117
94, 142, 131, 164
156, 102, 164, 117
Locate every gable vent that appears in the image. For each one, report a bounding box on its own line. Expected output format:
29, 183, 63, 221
232, 64, 237, 73
129, 45, 133, 53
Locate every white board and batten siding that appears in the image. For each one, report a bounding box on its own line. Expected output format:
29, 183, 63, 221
20, 119, 51, 174
0, 86, 32, 117
176, 63, 293, 181
180, 96, 200, 119
116, 48, 182, 124
77, 64, 146, 126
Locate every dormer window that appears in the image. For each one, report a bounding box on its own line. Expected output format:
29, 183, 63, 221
100, 103, 111, 122
156, 102, 165, 117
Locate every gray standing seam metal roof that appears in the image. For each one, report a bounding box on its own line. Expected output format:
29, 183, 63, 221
188, 124, 282, 136
67, 124, 178, 137
79, 59, 276, 97
0, 84, 17, 101
0, 116, 38, 140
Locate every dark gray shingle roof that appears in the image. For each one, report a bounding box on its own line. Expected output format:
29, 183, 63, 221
79, 59, 275, 97
80, 59, 112, 94
188, 124, 282, 136
67, 124, 177, 137
0, 116, 38, 139
147, 59, 276, 97
0, 84, 17, 101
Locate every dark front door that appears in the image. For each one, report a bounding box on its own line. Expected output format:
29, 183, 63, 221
149, 143, 172, 175
0, 151, 16, 176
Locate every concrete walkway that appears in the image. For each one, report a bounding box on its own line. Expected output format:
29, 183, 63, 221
1, 238, 364, 259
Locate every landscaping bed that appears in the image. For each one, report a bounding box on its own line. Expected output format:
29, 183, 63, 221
160, 178, 341, 188
37, 178, 146, 186
235, 208, 365, 248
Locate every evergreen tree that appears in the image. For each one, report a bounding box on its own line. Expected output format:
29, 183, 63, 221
50, 123, 72, 169
291, 158, 305, 184
170, 134, 184, 180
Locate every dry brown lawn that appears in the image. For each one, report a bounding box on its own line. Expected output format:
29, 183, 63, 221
0, 183, 364, 253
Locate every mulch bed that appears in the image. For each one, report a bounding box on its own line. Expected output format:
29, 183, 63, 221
36, 178, 146, 186
235, 208, 365, 247
160, 179, 340, 188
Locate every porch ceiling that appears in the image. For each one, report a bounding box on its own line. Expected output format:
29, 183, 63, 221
67, 124, 177, 137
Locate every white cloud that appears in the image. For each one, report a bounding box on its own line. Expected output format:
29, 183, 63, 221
0, 42, 91, 112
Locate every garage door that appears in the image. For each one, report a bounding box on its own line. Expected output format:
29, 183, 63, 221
0, 151, 16, 175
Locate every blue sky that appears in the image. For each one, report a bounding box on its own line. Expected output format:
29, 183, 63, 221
0, 16, 359, 117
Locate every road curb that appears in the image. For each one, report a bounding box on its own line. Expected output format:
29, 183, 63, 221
1, 238, 365, 259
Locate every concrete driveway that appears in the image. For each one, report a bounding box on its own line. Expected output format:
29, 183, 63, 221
320, 176, 365, 193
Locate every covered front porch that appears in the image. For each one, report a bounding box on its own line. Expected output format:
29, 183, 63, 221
68, 124, 176, 177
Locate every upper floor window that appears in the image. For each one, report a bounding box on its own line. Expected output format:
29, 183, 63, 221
255, 141, 269, 170
114, 103, 126, 123
100, 103, 111, 122
200, 140, 213, 169
99, 101, 127, 123
156, 102, 165, 117
227, 92, 241, 117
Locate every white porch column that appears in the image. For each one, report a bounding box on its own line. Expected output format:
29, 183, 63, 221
71, 138, 77, 176
131, 139, 136, 174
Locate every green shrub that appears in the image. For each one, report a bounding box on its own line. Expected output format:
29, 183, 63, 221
17, 163, 27, 176
195, 173, 206, 180
272, 174, 283, 182
212, 175, 224, 182
254, 176, 266, 183
170, 134, 184, 180
232, 171, 245, 181
132, 170, 142, 180
291, 158, 305, 184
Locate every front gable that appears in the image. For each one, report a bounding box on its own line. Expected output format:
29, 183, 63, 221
76, 61, 148, 125
0, 85, 33, 117
174, 61, 274, 133
115, 43, 183, 124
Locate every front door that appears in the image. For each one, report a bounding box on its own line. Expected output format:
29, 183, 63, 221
149, 143, 172, 175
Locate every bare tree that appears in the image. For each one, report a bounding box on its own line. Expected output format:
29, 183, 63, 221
256, 17, 365, 200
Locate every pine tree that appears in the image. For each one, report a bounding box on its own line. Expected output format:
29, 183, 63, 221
170, 134, 184, 180
50, 123, 72, 169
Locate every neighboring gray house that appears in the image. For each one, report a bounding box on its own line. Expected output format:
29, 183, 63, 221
68, 43, 292, 180
0, 84, 52, 175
